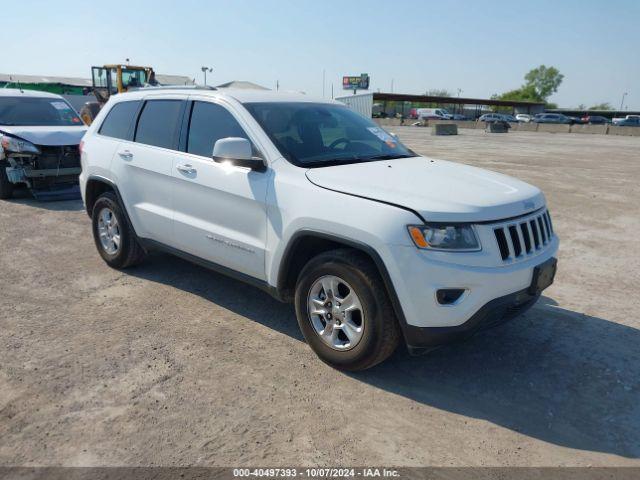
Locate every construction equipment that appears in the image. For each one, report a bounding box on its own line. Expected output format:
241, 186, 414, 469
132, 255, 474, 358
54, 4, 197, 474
80, 64, 156, 125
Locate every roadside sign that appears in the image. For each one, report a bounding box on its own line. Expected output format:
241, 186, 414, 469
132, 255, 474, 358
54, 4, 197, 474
342, 73, 370, 91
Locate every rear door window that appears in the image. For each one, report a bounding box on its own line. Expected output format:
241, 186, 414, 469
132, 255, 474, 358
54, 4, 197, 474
134, 100, 184, 150
99, 101, 141, 140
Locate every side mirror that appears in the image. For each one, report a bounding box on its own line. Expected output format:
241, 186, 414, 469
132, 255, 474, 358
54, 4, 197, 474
212, 137, 265, 171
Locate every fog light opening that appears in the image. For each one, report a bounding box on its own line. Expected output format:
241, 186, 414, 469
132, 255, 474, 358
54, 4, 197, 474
436, 288, 466, 305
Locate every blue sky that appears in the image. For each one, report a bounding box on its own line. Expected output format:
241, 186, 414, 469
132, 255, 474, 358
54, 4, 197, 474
2, 0, 639, 109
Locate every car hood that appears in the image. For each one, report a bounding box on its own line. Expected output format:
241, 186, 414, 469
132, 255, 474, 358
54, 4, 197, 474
0, 125, 87, 146
305, 156, 545, 222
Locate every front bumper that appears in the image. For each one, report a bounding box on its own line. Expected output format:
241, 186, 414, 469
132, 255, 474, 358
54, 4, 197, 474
402, 286, 541, 354
379, 225, 559, 352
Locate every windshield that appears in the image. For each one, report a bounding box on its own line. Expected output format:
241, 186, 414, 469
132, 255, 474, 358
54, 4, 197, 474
244, 102, 414, 167
0, 97, 82, 126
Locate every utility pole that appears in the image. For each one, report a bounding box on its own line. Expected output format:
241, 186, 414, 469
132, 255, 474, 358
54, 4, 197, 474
390, 78, 394, 93
322, 69, 326, 98
276, 80, 280, 91
201, 66, 213, 86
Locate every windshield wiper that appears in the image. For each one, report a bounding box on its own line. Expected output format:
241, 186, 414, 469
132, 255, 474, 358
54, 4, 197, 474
364, 154, 413, 161
303, 153, 413, 168
303, 155, 367, 168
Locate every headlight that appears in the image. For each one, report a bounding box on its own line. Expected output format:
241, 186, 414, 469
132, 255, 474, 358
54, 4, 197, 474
0, 135, 40, 155
408, 224, 480, 251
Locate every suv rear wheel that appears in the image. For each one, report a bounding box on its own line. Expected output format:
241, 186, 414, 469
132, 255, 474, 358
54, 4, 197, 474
91, 191, 146, 268
294, 249, 400, 371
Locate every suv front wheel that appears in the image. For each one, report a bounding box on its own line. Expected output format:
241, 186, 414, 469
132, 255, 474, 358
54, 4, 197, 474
294, 249, 400, 371
91, 191, 146, 268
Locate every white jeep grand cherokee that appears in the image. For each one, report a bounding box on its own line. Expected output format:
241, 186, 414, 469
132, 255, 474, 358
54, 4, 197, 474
80, 87, 558, 371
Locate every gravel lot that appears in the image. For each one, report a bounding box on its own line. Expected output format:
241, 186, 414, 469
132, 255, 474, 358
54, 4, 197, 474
1, 128, 639, 467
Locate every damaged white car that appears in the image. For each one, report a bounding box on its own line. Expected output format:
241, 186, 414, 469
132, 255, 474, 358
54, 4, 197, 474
0, 89, 86, 200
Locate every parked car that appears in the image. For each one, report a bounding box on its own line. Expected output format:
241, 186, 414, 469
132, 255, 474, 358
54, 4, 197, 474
80, 88, 558, 371
0, 89, 87, 200
479, 113, 516, 123
613, 114, 640, 124
532, 113, 571, 124
478, 113, 502, 123
515, 114, 532, 123
581, 115, 609, 125
614, 117, 640, 127
415, 108, 452, 120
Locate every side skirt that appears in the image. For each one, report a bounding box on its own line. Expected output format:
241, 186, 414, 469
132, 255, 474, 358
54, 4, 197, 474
137, 238, 285, 302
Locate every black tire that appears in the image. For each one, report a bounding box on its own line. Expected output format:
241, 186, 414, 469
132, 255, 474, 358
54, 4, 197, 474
0, 161, 14, 200
294, 248, 400, 371
91, 191, 146, 268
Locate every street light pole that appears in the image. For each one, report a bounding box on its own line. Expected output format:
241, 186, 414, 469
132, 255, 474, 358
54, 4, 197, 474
620, 92, 628, 111
201, 66, 213, 86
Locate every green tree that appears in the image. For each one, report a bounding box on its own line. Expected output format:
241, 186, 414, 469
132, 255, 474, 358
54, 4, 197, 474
491, 84, 543, 111
588, 102, 612, 110
524, 65, 564, 100
493, 84, 541, 103
493, 65, 564, 105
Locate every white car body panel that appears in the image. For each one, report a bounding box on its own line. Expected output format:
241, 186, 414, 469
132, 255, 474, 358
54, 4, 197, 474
113, 139, 176, 245
171, 149, 270, 280
305, 157, 545, 222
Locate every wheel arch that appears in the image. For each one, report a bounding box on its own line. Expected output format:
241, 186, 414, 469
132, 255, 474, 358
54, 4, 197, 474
84, 175, 139, 238
276, 230, 409, 332
85, 176, 118, 216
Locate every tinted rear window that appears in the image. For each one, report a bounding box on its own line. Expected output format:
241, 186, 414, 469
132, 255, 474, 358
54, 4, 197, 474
99, 101, 140, 140
134, 100, 184, 149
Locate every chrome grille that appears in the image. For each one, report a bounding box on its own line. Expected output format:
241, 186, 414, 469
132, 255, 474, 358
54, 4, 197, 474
493, 210, 554, 261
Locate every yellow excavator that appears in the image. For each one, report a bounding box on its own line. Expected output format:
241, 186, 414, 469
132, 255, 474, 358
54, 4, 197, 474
80, 64, 156, 125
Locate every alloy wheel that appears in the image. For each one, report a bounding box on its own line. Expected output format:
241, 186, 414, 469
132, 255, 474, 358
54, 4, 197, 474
307, 275, 365, 350
97, 207, 121, 255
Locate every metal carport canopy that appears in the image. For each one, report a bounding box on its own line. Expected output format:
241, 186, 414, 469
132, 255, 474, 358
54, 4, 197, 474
371, 92, 544, 108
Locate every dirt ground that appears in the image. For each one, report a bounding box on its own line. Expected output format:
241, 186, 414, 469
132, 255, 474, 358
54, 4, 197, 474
1, 128, 639, 467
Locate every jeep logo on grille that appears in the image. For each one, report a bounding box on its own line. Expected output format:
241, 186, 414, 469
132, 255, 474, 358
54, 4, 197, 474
523, 201, 535, 210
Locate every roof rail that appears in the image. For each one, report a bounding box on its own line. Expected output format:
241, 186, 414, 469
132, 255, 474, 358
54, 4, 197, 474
131, 85, 217, 92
